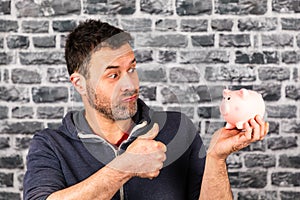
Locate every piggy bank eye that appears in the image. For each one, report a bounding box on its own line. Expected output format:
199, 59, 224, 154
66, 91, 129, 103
227, 97, 231, 100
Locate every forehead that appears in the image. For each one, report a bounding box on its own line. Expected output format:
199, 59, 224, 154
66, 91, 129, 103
89, 43, 134, 69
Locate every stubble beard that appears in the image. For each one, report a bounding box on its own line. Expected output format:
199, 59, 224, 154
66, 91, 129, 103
86, 84, 138, 121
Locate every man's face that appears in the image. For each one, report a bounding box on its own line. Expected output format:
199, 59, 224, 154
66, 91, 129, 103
86, 43, 139, 121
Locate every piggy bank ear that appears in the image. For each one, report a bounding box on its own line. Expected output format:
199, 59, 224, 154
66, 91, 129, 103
239, 88, 249, 98
223, 89, 230, 96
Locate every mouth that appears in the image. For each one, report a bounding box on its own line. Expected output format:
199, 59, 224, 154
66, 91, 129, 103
122, 94, 138, 102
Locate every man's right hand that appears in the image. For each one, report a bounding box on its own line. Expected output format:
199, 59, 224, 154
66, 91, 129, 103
108, 123, 167, 179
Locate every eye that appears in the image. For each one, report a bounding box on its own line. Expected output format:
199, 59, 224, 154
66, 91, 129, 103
227, 97, 231, 100
108, 73, 118, 79
128, 68, 136, 73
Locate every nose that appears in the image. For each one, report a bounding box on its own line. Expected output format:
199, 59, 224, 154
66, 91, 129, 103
119, 74, 135, 92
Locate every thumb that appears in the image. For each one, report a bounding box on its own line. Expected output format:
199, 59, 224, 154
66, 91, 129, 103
138, 123, 159, 140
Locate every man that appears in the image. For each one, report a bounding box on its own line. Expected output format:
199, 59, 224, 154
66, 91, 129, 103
23, 19, 268, 200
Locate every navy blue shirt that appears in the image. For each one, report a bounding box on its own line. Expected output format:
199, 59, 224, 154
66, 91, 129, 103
24, 99, 206, 200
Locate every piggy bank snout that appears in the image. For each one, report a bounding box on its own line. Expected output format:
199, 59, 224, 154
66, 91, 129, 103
220, 101, 230, 116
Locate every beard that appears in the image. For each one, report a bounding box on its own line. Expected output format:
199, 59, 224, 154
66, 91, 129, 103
86, 83, 138, 121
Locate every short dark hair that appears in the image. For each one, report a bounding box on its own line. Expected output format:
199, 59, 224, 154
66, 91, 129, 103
65, 19, 132, 78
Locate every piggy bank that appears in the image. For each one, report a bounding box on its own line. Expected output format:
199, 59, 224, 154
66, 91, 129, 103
220, 88, 265, 129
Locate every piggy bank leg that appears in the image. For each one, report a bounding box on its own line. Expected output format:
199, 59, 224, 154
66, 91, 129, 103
225, 123, 236, 129
236, 122, 244, 129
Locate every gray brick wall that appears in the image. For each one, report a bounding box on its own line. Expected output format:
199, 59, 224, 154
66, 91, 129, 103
0, 0, 300, 199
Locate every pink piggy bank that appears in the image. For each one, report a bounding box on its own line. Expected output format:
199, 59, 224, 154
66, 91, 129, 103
220, 88, 265, 129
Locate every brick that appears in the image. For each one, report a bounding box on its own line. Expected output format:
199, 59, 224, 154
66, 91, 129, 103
47, 67, 69, 83
253, 83, 281, 101
32, 86, 68, 103
226, 153, 242, 169
0, 52, 12, 65
70, 87, 81, 102
267, 136, 297, 150
211, 19, 233, 31
0, 192, 20, 200
191, 35, 214, 47
0, 0, 11, 15
238, 18, 277, 31
137, 65, 167, 82
229, 170, 267, 188
0, 172, 13, 187
155, 19, 177, 32
0, 106, 8, 119
169, 67, 200, 83
15, 137, 31, 150
196, 85, 224, 102
158, 50, 176, 63
258, 67, 290, 81
286, 85, 300, 100
266, 105, 297, 119
282, 120, 300, 134
141, 0, 173, 15
205, 66, 256, 82
12, 106, 33, 119
279, 154, 300, 168
160, 85, 200, 104
297, 35, 300, 48
22, 20, 49, 33
280, 191, 300, 200
273, 0, 300, 13
180, 50, 229, 64
219, 34, 251, 47
0, 154, 23, 169
0, 20, 18, 32
244, 154, 276, 168
85, 0, 135, 15
16, 0, 81, 17
0, 37, 3, 48
60, 35, 67, 48
134, 50, 153, 63
272, 172, 300, 187
235, 51, 279, 64
0, 121, 44, 134
250, 140, 266, 152
262, 34, 293, 47
166, 106, 194, 119
215, 0, 267, 15
37, 106, 64, 119
136, 34, 188, 47
180, 19, 208, 32
237, 191, 278, 200
6, 35, 29, 49
282, 18, 300, 30
53, 20, 77, 32
176, 0, 212, 15
0, 86, 30, 102
12, 68, 41, 84
46, 122, 61, 130
282, 51, 300, 64
120, 19, 152, 32
204, 121, 225, 135
33, 36, 56, 48
0, 137, 10, 149
20, 51, 65, 65
268, 121, 280, 135
197, 106, 220, 119
139, 86, 156, 101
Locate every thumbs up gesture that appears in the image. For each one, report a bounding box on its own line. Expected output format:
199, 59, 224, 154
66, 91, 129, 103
108, 123, 167, 179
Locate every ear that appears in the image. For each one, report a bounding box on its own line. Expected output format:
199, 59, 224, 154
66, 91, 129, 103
70, 72, 87, 95
239, 88, 249, 98
223, 89, 230, 96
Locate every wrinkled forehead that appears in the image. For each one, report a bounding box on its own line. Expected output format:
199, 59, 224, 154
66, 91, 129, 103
89, 43, 134, 68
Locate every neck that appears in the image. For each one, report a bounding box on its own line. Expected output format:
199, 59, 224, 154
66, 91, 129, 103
84, 106, 134, 145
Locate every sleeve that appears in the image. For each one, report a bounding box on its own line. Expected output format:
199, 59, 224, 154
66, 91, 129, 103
23, 133, 66, 200
185, 117, 207, 200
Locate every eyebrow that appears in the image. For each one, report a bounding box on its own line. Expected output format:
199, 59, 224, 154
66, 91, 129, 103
105, 58, 136, 70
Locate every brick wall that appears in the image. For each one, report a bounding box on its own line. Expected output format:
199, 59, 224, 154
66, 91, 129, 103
0, 0, 300, 199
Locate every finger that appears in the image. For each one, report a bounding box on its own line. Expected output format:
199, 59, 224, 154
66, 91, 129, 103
249, 118, 260, 141
138, 123, 159, 140
156, 141, 167, 152
254, 115, 265, 139
243, 122, 252, 140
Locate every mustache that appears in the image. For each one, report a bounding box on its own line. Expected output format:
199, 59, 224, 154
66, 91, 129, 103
121, 89, 139, 98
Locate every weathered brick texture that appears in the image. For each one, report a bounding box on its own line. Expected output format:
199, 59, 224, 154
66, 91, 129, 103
1, 0, 300, 199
